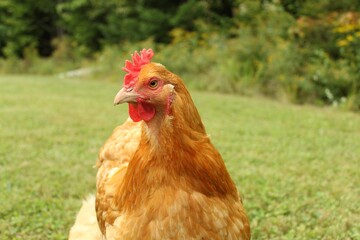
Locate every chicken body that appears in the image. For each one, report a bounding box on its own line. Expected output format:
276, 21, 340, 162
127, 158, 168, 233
95, 118, 142, 232
95, 60, 251, 240
98, 126, 250, 239
68, 195, 102, 240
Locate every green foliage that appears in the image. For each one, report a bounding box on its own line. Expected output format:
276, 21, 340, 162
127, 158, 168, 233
299, 0, 360, 16
280, 0, 305, 18
0, 41, 81, 75
51, 0, 220, 55
333, 13, 360, 110
0, 0, 359, 111
0, 0, 58, 57
57, 0, 127, 55
1, 75, 359, 239
0, 0, 236, 58
170, 0, 206, 31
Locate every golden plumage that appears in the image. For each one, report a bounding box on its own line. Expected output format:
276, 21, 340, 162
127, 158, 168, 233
69, 50, 250, 239
94, 62, 251, 239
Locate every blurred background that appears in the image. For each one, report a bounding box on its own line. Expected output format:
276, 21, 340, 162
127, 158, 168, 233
1, 1, 360, 239
0, 0, 359, 111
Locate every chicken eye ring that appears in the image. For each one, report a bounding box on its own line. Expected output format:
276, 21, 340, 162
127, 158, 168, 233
148, 79, 159, 89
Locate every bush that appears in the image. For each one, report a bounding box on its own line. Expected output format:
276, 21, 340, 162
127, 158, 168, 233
0, 1, 359, 111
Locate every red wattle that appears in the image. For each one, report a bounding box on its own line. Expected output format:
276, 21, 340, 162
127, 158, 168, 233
138, 102, 155, 122
128, 104, 142, 122
128, 102, 155, 122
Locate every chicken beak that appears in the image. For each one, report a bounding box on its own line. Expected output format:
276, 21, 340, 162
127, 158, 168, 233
113, 87, 139, 105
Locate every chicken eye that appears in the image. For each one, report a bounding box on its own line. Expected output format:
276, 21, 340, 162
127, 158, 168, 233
149, 79, 159, 88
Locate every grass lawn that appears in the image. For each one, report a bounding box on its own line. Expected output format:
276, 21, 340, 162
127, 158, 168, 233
0, 75, 359, 239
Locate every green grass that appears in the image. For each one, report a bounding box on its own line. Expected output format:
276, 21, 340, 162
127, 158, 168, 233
0, 75, 359, 239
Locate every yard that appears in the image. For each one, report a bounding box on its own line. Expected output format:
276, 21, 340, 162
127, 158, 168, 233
0, 75, 359, 239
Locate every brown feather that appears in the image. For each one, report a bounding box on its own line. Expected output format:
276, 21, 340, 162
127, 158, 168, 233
95, 63, 251, 239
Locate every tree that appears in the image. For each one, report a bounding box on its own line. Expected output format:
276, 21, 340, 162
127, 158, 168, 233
0, 0, 59, 57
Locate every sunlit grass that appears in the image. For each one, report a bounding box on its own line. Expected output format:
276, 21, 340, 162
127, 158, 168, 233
0, 75, 359, 239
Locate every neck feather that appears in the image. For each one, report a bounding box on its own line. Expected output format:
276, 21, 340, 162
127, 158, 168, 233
115, 84, 238, 211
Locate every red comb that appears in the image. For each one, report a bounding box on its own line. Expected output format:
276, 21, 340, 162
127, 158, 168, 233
122, 48, 154, 87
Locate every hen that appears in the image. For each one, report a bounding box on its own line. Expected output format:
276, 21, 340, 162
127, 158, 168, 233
72, 49, 251, 240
